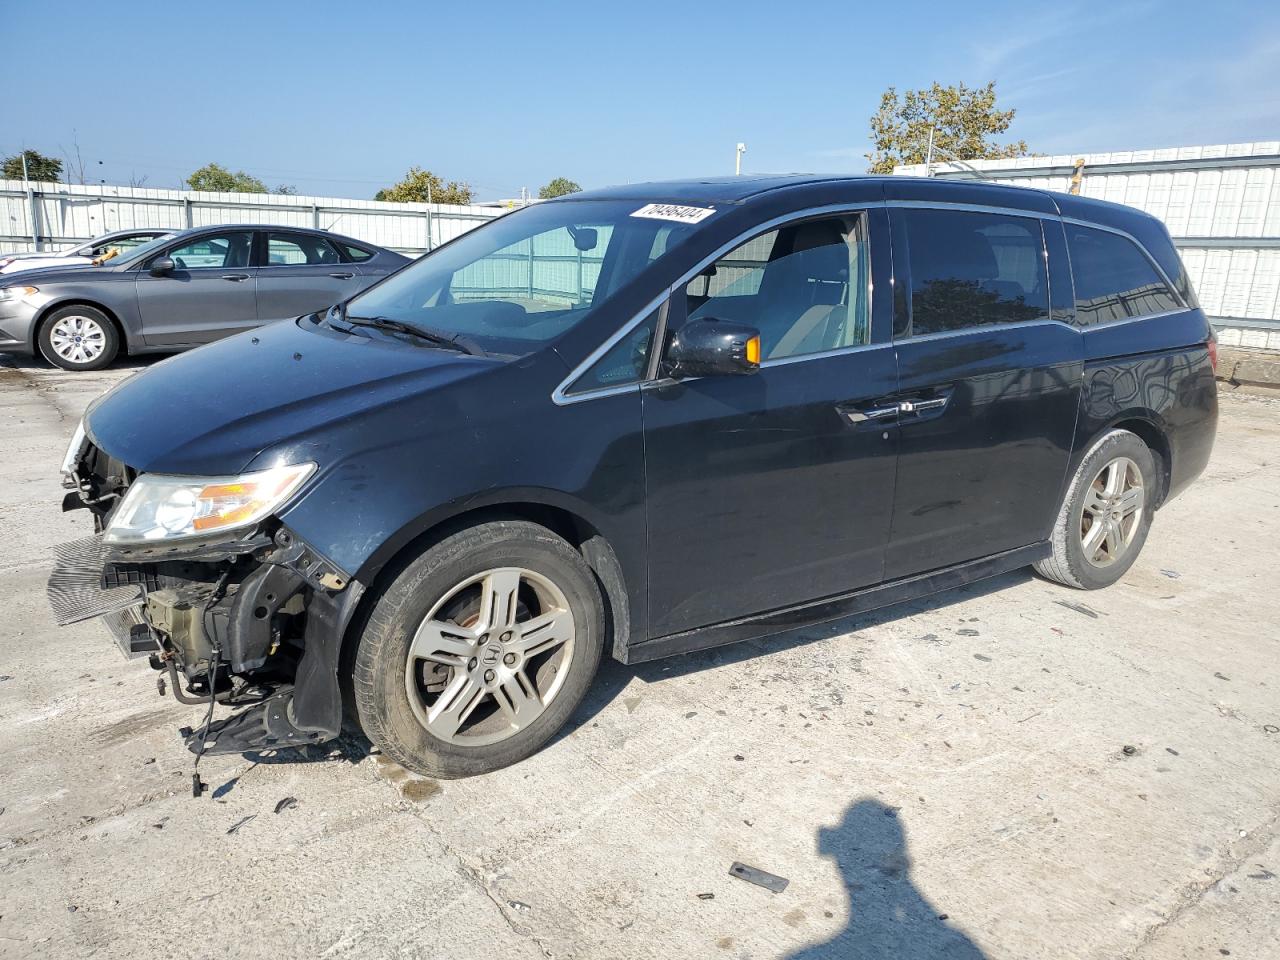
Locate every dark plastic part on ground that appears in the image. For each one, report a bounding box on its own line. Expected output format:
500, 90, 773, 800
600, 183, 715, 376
728, 861, 790, 893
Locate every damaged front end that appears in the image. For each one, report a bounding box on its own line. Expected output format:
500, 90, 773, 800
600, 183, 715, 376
48, 430, 363, 757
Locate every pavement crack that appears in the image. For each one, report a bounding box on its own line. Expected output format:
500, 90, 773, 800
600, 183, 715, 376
1127, 804, 1280, 958
397, 795, 555, 957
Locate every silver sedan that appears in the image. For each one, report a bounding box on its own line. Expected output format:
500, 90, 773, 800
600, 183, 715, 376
0, 225, 409, 370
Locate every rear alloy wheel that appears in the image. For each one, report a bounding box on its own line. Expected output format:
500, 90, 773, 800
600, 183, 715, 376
352, 520, 604, 778
38, 305, 120, 371
1034, 429, 1157, 590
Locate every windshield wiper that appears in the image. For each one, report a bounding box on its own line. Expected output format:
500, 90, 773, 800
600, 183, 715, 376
336, 310, 484, 356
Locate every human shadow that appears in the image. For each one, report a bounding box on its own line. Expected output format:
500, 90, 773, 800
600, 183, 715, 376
786, 799, 988, 959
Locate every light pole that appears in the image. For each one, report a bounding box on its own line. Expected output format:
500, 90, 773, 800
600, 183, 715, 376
735, 142, 746, 176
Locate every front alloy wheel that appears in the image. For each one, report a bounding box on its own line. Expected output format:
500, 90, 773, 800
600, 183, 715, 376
405, 567, 576, 746
351, 520, 605, 778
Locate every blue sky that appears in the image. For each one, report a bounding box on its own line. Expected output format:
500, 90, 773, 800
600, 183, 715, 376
3, 0, 1277, 200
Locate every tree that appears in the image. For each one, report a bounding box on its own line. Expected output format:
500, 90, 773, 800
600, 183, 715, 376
538, 177, 581, 199
186, 162, 268, 193
2, 149, 63, 182
273, 184, 298, 195
865, 81, 1029, 174
375, 166, 472, 205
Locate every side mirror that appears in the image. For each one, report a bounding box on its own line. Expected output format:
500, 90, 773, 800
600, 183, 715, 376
666, 318, 761, 378
149, 257, 175, 277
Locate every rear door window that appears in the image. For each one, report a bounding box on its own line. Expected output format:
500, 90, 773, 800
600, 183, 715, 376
266, 232, 342, 266
901, 209, 1049, 336
1065, 224, 1182, 324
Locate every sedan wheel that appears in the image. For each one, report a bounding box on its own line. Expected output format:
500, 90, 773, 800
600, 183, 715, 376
48, 314, 108, 365
38, 305, 120, 371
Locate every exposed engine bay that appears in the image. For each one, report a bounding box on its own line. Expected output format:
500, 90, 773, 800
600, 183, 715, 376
49, 438, 363, 778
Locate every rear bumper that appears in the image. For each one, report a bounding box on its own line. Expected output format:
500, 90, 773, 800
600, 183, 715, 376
1164, 361, 1219, 505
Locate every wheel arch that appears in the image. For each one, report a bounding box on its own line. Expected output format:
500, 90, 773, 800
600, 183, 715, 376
1083, 413, 1172, 507
32, 298, 131, 355
345, 497, 634, 668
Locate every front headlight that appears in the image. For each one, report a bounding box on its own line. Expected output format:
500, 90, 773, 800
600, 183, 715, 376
0, 285, 38, 302
104, 462, 316, 544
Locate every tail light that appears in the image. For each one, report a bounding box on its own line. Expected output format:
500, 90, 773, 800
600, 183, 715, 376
1207, 334, 1218, 373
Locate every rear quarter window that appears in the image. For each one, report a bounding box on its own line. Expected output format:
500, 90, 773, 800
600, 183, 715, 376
1065, 224, 1183, 325
340, 243, 374, 262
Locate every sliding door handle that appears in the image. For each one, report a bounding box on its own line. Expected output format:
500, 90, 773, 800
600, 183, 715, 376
841, 403, 899, 423
220, 273, 250, 282
898, 397, 948, 414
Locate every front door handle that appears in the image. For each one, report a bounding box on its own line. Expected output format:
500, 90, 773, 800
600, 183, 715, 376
221, 273, 250, 282
329, 272, 355, 279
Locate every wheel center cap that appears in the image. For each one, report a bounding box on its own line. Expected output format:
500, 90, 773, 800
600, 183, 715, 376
481, 643, 502, 665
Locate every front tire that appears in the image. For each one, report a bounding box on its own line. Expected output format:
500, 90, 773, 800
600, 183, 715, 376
1035, 429, 1157, 590
351, 520, 605, 778
38, 305, 120, 371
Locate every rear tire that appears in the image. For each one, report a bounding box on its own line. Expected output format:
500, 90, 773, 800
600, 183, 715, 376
1035, 429, 1157, 590
38, 305, 120, 371
351, 520, 604, 778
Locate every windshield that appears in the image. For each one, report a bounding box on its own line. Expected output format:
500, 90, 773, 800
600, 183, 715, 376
343, 199, 704, 354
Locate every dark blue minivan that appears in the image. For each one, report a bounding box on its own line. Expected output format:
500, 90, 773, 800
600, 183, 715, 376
53, 175, 1217, 778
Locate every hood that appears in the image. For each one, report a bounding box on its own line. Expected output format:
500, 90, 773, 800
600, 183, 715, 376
85, 317, 499, 475
2, 261, 111, 284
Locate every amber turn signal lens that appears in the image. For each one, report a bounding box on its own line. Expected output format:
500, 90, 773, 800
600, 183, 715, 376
745, 335, 761, 365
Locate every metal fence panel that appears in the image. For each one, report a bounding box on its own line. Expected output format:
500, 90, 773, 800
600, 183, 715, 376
0, 179, 502, 256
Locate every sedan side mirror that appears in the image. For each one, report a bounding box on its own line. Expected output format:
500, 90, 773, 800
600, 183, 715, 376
149, 257, 175, 277
666, 317, 761, 378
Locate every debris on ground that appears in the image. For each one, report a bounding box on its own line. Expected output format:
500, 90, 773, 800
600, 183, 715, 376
151, 817, 169, 830
226, 815, 256, 835
974, 653, 992, 662
1215, 672, 1231, 681
728, 862, 789, 893
1122, 745, 1138, 756
697, 892, 715, 900
274, 797, 299, 814
957, 629, 980, 636
507, 900, 531, 913
1161, 569, 1181, 579
1054, 600, 1101, 619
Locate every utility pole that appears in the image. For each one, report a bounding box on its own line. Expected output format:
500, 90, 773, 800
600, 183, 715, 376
735, 142, 746, 176
21, 149, 38, 251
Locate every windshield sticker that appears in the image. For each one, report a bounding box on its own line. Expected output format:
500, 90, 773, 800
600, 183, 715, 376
630, 203, 716, 224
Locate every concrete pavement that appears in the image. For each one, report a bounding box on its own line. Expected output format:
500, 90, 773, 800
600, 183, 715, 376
1, 354, 1277, 960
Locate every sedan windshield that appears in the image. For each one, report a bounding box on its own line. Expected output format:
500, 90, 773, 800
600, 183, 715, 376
342, 200, 703, 354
